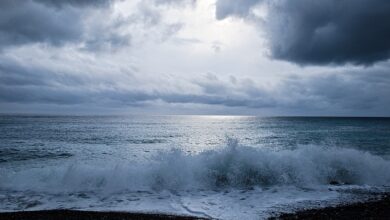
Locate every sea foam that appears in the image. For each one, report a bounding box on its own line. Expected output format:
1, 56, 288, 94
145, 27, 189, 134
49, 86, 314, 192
1, 139, 389, 193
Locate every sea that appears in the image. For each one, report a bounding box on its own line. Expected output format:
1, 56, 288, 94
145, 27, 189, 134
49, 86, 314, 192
1, 115, 390, 219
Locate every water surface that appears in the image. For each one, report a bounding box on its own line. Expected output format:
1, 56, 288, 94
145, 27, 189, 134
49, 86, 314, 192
1, 115, 390, 219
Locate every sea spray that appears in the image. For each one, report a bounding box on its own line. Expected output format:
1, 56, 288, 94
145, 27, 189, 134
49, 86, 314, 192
1, 139, 390, 193
2, 116, 390, 218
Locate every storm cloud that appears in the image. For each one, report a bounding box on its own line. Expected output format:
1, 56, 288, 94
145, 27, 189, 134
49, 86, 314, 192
34, 0, 110, 8
1, 0, 389, 116
1, 50, 389, 116
0, 57, 274, 108
0, 0, 127, 50
216, 0, 390, 65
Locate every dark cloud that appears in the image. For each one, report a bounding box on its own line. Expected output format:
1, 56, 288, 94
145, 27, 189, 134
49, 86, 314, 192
0, 57, 88, 105
83, 34, 131, 52
0, 0, 83, 47
281, 70, 390, 113
0, 67, 274, 108
216, 0, 390, 65
0, 0, 188, 52
34, 0, 110, 8
1, 55, 389, 116
0, 0, 120, 49
0, 58, 273, 108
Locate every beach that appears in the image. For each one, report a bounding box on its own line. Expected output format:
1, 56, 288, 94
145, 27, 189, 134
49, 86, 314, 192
0, 210, 206, 220
272, 193, 390, 220
0, 194, 389, 220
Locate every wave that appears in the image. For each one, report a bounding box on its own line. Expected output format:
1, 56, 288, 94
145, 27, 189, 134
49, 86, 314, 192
0, 148, 73, 163
1, 139, 390, 193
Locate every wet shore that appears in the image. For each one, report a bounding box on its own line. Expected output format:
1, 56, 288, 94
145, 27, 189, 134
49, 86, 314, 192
1, 194, 389, 220
271, 194, 390, 220
0, 210, 207, 220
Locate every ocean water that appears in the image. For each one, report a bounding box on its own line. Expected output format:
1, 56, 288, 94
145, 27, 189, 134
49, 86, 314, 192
1, 115, 390, 219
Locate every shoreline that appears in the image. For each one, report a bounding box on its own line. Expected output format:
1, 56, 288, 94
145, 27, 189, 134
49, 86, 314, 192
0, 210, 208, 220
270, 194, 390, 219
0, 195, 389, 220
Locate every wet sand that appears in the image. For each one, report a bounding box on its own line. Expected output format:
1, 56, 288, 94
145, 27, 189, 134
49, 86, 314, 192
0, 210, 208, 220
1, 195, 389, 220
271, 194, 390, 220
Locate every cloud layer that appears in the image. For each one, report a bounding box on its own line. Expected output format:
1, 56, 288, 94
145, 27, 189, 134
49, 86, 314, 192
1, 50, 389, 116
0, 0, 389, 116
0, 0, 132, 51
216, 0, 390, 65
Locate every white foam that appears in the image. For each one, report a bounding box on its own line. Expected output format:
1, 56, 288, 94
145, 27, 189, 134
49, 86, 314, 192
1, 140, 390, 219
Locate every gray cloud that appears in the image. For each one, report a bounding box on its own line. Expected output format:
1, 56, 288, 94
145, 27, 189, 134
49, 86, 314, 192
152, 0, 196, 7
0, 0, 191, 52
34, 0, 110, 8
0, 60, 274, 108
281, 70, 390, 113
0, 0, 84, 47
1, 0, 390, 116
0, 57, 272, 108
1, 54, 389, 116
216, 0, 260, 20
0, 0, 127, 50
216, 0, 390, 65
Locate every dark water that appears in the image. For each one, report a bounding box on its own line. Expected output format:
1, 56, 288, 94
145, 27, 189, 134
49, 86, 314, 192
1, 115, 390, 164
1, 115, 390, 219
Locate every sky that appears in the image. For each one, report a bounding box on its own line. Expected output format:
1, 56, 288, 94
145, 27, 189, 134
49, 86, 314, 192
0, 0, 390, 116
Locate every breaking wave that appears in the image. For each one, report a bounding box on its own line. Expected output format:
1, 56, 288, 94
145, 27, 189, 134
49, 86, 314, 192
1, 139, 390, 193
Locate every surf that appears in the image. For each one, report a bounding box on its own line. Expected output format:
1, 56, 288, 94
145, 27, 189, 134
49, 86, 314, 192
1, 139, 389, 193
